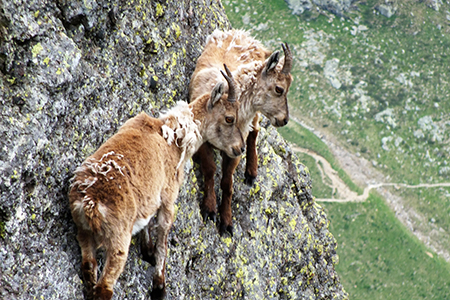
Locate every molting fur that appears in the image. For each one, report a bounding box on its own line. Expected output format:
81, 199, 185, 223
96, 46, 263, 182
69, 71, 244, 300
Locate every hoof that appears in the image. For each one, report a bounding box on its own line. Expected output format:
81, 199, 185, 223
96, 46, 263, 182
219, 222, 233, 237
93, 285, 113, 300
201, 209, 217, 223
141, 251, 156, 266
151, 281, 166, 300
244, 171, 256, 186
141, 239, 157, 266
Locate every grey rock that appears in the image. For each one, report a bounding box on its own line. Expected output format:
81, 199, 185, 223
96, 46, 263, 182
376, 3, 397, 18
285, 0, 314, 15
0, 0, 348, 299
285, 0, 357, 16
324, 58, 341, 89
427, 0, 443, 11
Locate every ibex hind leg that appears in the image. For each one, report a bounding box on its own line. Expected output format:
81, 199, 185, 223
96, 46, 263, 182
77, 229, 98, 300
94, 233, 132, 300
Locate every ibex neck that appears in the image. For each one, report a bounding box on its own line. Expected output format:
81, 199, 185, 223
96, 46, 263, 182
234, 61, 264, 121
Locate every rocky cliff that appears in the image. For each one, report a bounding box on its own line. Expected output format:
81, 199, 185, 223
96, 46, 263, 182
0, 0, 348, 299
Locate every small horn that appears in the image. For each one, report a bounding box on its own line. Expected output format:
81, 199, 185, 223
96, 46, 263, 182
281, 43, 293, 74
220, 64, 236, 103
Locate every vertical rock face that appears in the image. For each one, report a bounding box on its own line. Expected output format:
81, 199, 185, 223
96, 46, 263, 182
0, 0, 347, 299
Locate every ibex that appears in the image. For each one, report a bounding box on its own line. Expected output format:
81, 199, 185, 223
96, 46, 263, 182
69, 69, 244, 300
189, 29, 293, 235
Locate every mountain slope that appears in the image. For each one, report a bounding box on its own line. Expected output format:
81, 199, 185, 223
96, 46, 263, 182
0, 1, 347, 299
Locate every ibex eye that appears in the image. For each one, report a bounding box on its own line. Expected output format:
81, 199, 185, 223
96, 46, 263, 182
225, 116, 234, 124
275, 86, 284, 94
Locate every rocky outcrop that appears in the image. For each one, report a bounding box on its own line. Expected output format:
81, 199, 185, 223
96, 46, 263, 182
376, 2, 397, 18
285, 0, 358, 16
0, 0, 347, 299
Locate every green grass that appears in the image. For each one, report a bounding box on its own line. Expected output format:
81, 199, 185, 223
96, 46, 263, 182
223, 0, 450, 298
396, 186, 450, 250
325, 194, 450, 300
278, 121, 450, 299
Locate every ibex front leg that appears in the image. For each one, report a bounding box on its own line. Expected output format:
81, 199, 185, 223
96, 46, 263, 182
140, 224, 156, 266
218, 153, 241, 236
196, 142, 218, 222
244, 127, 259, 186
151, 202, 175, 300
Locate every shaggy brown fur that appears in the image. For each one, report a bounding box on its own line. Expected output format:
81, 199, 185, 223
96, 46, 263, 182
189, 29, 293, 235
69, 73, 244, 300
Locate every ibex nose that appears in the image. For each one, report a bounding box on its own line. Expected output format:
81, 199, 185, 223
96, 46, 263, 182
275, 117, 289, 127
232, 145, 245, 157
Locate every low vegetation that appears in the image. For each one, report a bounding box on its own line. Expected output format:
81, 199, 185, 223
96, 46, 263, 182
224, 0, 450, 298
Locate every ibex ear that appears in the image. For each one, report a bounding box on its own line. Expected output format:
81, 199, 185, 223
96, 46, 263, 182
263, 50, 280, 77
208, 81, 225, 111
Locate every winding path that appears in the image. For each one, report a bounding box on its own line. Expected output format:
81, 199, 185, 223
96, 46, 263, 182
289, 122, 450, 262
292, 146, 450, 202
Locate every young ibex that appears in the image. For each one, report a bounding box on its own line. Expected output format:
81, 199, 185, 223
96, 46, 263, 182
189, 29, 293, 235
69, 69, 244, 300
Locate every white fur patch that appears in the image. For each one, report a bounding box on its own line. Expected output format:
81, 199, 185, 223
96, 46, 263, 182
132, 215, 153, 235
71, 152, 125, 191
160, 101, 202, 169
72, 201, 91, 230
97, 202, 108, 218
70, 177, 98, 193
207, 29, 227, 48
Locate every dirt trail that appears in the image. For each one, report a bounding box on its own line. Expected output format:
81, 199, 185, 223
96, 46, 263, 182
292, 146, 450, 203
289, 121, 450, 262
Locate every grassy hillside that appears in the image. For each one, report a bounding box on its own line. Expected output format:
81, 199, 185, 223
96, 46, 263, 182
327, 193, 450, 300
276, 118, 450, 299
223, 0, 450, 298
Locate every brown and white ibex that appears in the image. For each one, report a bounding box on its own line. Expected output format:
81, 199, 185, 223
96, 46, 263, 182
69, 69, 244, 300
189, 29, 293, 235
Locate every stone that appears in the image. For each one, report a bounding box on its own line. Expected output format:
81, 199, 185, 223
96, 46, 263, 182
376, 4, 397, 18
285, 0, 313, 15
0, 1, 348, 299
324, 58, 342, 89
285, 0, 357, 16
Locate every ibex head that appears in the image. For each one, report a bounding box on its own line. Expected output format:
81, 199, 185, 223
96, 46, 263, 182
257, 43, 293, 127
204, 64, 245, 158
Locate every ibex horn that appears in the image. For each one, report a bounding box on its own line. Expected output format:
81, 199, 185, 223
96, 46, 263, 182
220, 64, 236, 103
281, 43, 293, 74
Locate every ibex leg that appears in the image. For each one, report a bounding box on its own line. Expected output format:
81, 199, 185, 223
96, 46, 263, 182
77, 229, 98, 300
140, 224, 156, 266
151, 202, 174, 300
94, 233, 131, 300
219, 153, 241, 236
196, 142, 217, 222
244, 126, 259, 186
